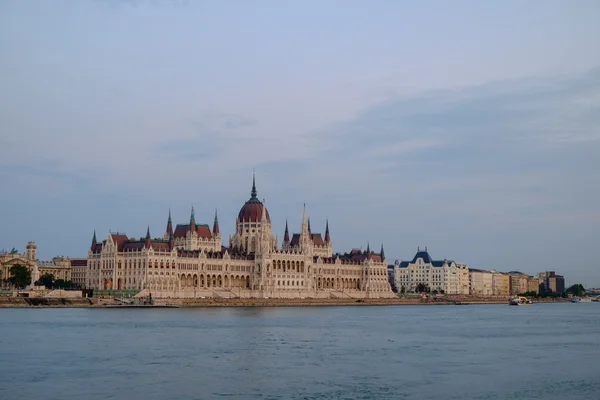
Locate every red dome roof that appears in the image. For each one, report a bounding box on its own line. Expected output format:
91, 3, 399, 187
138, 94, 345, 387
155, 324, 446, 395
238, 199, 270, 222
238, 174, 270, 222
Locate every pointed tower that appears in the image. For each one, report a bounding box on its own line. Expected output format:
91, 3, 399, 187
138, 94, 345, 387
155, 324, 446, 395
380, 243, 385, 261
91, 230, 97, 251
164, 209, 173, 240
213, 209, 220, 236
251, 172, 257, 198
145, 226, 151, 248
284, 220, 290, 244
189, 206, 196, 233
258, 198, 269, 254
324, 220, 330, 243
300, 203, 312, 253
301, 203, 308, 232
366, 242, 371, 255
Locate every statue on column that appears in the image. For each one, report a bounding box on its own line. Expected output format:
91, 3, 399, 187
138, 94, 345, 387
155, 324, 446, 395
28, 263, 39, 290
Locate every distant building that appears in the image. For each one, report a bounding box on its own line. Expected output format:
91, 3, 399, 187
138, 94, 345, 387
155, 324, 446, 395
392, 248, 469, 294
85, 175, 394, 299
491, 272, 510, 297
70, 258, 88, 287
37, 257, 72, 282
469, 269, 493, 296
527, 277, 539, 294
0, 243, 37, 286
508, 272, 529, 295
538, 271, 565, 294
0, 242, 72, 287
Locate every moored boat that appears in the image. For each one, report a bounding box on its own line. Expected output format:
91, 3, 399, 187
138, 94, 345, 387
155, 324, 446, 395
509, 296, 532, 306
572, 296, 592, 303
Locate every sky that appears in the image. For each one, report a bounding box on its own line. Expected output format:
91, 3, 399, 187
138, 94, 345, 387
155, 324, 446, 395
1, 0, 599, 286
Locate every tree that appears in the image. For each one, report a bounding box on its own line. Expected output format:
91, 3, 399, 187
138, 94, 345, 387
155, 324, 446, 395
416, 283, 429, 293
566, 284, 585, 297
36, 273, 55, 289
8, 264, 32, 289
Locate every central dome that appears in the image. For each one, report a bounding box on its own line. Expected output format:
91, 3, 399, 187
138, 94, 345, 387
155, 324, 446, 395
238, 174, 271, 223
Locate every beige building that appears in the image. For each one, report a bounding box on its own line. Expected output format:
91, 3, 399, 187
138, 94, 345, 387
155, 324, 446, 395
509, 272, 529, 295
71, 259, 87, 287
392, 248, 470, 294
86, 176, 394, 299
37, 257, 72, 281
1, 243, 37, 286
1, 242, 73, 287
469, 269, 493, 296
527, 277, 539, 294
491, 272, 510, 297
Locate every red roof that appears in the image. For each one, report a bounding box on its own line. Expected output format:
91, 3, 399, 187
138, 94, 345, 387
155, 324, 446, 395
290, 234, 301, 247
110, 234, 129, 251
70, 259, 87, 266
312, 234, 324, 246
173, 224, 212, 239
238, 201, 270, 222
151, 242, 171, 251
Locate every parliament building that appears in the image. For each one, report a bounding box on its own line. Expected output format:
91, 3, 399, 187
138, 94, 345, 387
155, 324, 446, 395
86, 176, 394, 299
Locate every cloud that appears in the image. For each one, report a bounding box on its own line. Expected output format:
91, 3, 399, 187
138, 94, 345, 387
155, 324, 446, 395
1, 65, 599, 284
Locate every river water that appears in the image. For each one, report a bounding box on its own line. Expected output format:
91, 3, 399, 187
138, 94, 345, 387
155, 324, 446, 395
0, 303, 598, 400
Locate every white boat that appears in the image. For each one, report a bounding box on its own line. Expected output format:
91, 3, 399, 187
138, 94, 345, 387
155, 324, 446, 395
572, 296, 592, 303
509, 296, 532, 306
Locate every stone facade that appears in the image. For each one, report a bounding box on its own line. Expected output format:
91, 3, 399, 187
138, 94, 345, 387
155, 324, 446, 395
509, 273, 530, 295
469, 269, 493, 296
70, 258, 88, 287
491, 272, 510, 297
538, 271, 565, 294
0, 244, 36, 286
391, 248, 470, 294
85, 176, 395, 299
1, 242, 73, 287
527, 277, 539, 294
37, 257, 72, 281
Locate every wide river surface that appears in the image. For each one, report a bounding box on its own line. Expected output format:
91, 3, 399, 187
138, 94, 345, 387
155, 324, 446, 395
0, 303, 598, 399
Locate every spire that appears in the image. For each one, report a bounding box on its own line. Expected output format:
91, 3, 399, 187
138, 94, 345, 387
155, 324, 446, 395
302, 203, 308, 231
380, 243, 385, 261
146, 226, 151, 240
213, 209, 220, 235
165, 208, 173, 239
189, 206, 196, 233
284, 220, 290, 243
251, 171, 257, 198
91, 230, 97, 251
366, 242, 371, 254
324, 220, 330, 243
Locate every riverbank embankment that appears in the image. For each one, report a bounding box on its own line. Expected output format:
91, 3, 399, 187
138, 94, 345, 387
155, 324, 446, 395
0, 296, 570, 308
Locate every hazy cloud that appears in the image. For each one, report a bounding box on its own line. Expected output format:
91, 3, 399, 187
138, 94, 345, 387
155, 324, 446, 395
1, 1, 599, 286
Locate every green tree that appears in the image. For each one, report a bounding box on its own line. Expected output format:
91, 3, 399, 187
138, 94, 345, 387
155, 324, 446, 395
37, 273, 54, 289
566, 284, 585, 297
416, 283, 429, 293
8, 264, 32, 289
